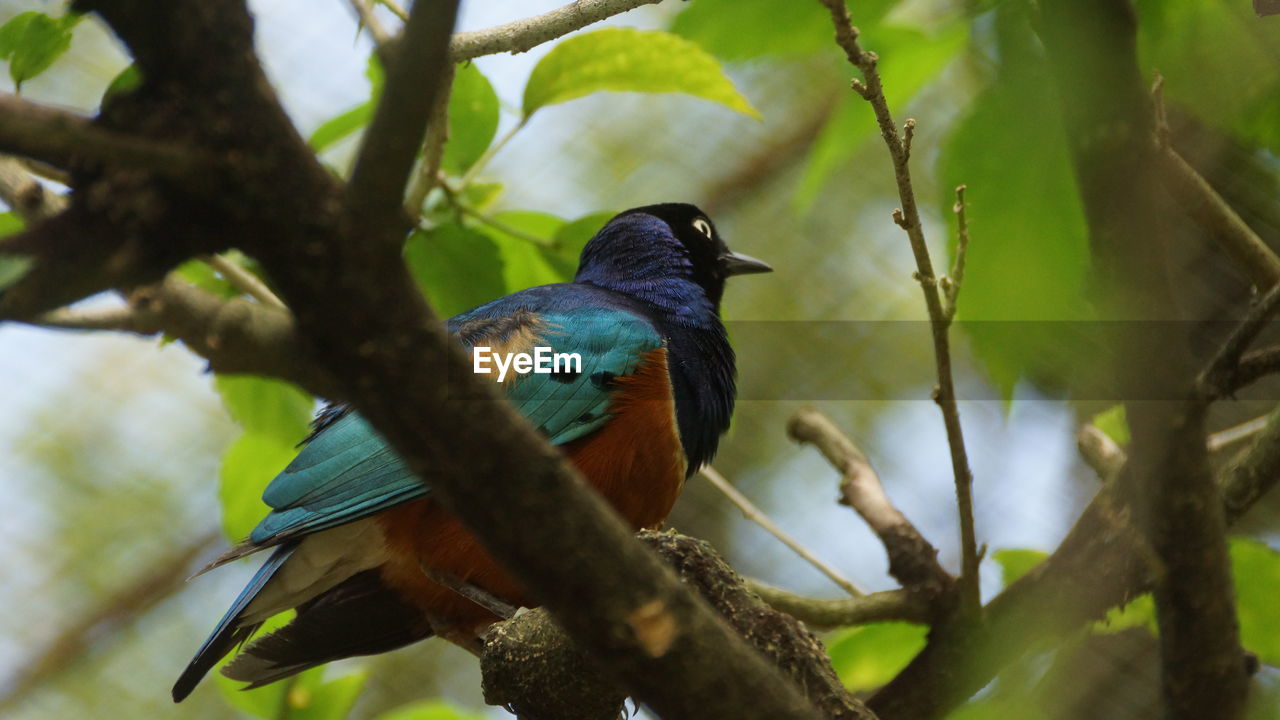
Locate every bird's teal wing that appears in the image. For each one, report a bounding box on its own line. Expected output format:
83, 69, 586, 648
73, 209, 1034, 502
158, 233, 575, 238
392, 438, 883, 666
243, 301, 663, 548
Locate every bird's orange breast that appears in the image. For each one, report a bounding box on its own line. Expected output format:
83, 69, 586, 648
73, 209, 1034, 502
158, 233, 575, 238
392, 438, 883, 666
375, 348, 686, 635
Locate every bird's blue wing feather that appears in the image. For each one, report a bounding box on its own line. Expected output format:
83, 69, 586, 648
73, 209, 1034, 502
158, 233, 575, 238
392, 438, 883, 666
244, 293, 662, 547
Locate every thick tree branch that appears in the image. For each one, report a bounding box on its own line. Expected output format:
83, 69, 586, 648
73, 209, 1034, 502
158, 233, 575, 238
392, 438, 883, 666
28, 276, 339, 398
870, 398, 1280, 720
0, 94, 205, 180
816, 0, 980, 615
346, 0, 458, 234
481, 532, 877, 720
449, 0, 665, 62
1036, 2, 1248, 718
788, 408, 955, 606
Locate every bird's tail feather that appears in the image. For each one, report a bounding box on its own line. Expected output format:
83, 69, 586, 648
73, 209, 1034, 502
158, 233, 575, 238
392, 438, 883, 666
221, 569, 434, 688
172, 542, 298, 702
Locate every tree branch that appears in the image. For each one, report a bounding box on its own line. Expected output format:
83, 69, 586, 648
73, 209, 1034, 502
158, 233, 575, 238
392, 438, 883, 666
404, 61, 455, 215
28, 277, 340, 398
481, 532, 877, 720
0, 155, 68, 222
869, 396, 1280, 720
1151, 76, 1280, 290
449, 0, 666, 62
346, 0, 394, 53
0, 94, 205, 180
749, 582, 930, 630
346, 0, 459, 234
816, 0, 980, 615
200, 254, 286, 311
787, 408, 955, 606
699, 465, 865, 598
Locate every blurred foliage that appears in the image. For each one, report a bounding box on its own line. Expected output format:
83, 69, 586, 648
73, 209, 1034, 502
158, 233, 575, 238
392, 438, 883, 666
4, 0, 1280, 719
826, 622, 928, 692
214, 375, 314, 541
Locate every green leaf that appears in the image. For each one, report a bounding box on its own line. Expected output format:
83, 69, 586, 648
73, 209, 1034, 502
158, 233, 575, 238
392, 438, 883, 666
1090, 405, 1130, 446
1135, 0, 1280, 154
285, 671, 368, 720
0, 253, 32, 292
992, 548, 1048, 588
1232, 538, 1280, 666
1096, 593, 1156, 634
939, 18, 1093, 400
218, 430, 298, 541
476, 211, 571, 289
0, 210, 23, 236
373, 700, 488, 720
214, 375, 314, 444
672, 0, 877, 59
309, 101, 372, 152
442, 63, 500, 174
405, 223, 507, 317
827, 622, 928, 692
0, 11, 79, 90
522, 28, 758, 120
546, 210, 615, 277
175, 259, 237, 299
102, 64, 141, 103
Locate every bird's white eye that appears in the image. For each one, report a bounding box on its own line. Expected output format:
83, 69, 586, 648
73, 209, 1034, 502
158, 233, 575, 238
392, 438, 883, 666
692, 218, 713, 238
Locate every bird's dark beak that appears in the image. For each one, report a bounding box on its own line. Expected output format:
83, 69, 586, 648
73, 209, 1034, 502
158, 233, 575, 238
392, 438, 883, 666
721, 251, 773, 276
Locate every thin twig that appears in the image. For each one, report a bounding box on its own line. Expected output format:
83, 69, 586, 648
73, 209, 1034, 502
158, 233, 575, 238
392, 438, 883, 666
0, 155, 67, 222
201, 254, 287, 311
1151, 75, 1280, 290
815, 0, 979, 615
1227, 344, 1280, 395
378, 0, 410, 22
35, 304, 139, 331
456, 119, 524, 189
1207, 415, 1270, 453
700, 466, 864, 598
1197, 282, 1280, 401
404, 62, 456, 215
787, 408, 954, 603
346, 0, 460, 232
748, 581, 930, 630
447, 191, 554, 247
941, 185, 969, 321
1077, 423, 1127, 482
346, 0, 394, 51
448, 0, 666, 62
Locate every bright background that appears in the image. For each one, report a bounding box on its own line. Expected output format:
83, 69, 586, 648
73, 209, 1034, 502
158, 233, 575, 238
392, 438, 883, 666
0, 1, 1277, 719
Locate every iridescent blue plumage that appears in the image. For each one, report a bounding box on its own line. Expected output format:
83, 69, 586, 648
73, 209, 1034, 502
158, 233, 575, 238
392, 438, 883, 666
173, 203, 771, 702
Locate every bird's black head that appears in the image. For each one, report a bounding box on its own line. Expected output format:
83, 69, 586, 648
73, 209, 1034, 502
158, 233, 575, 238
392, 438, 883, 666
574, 202, 772, 313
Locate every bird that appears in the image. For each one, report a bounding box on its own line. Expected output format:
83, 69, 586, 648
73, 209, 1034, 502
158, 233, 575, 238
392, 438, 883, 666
172, 202, 771, 702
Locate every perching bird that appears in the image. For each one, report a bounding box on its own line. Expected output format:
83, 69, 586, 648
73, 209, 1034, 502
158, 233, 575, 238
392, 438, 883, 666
172, 203, 771, 701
